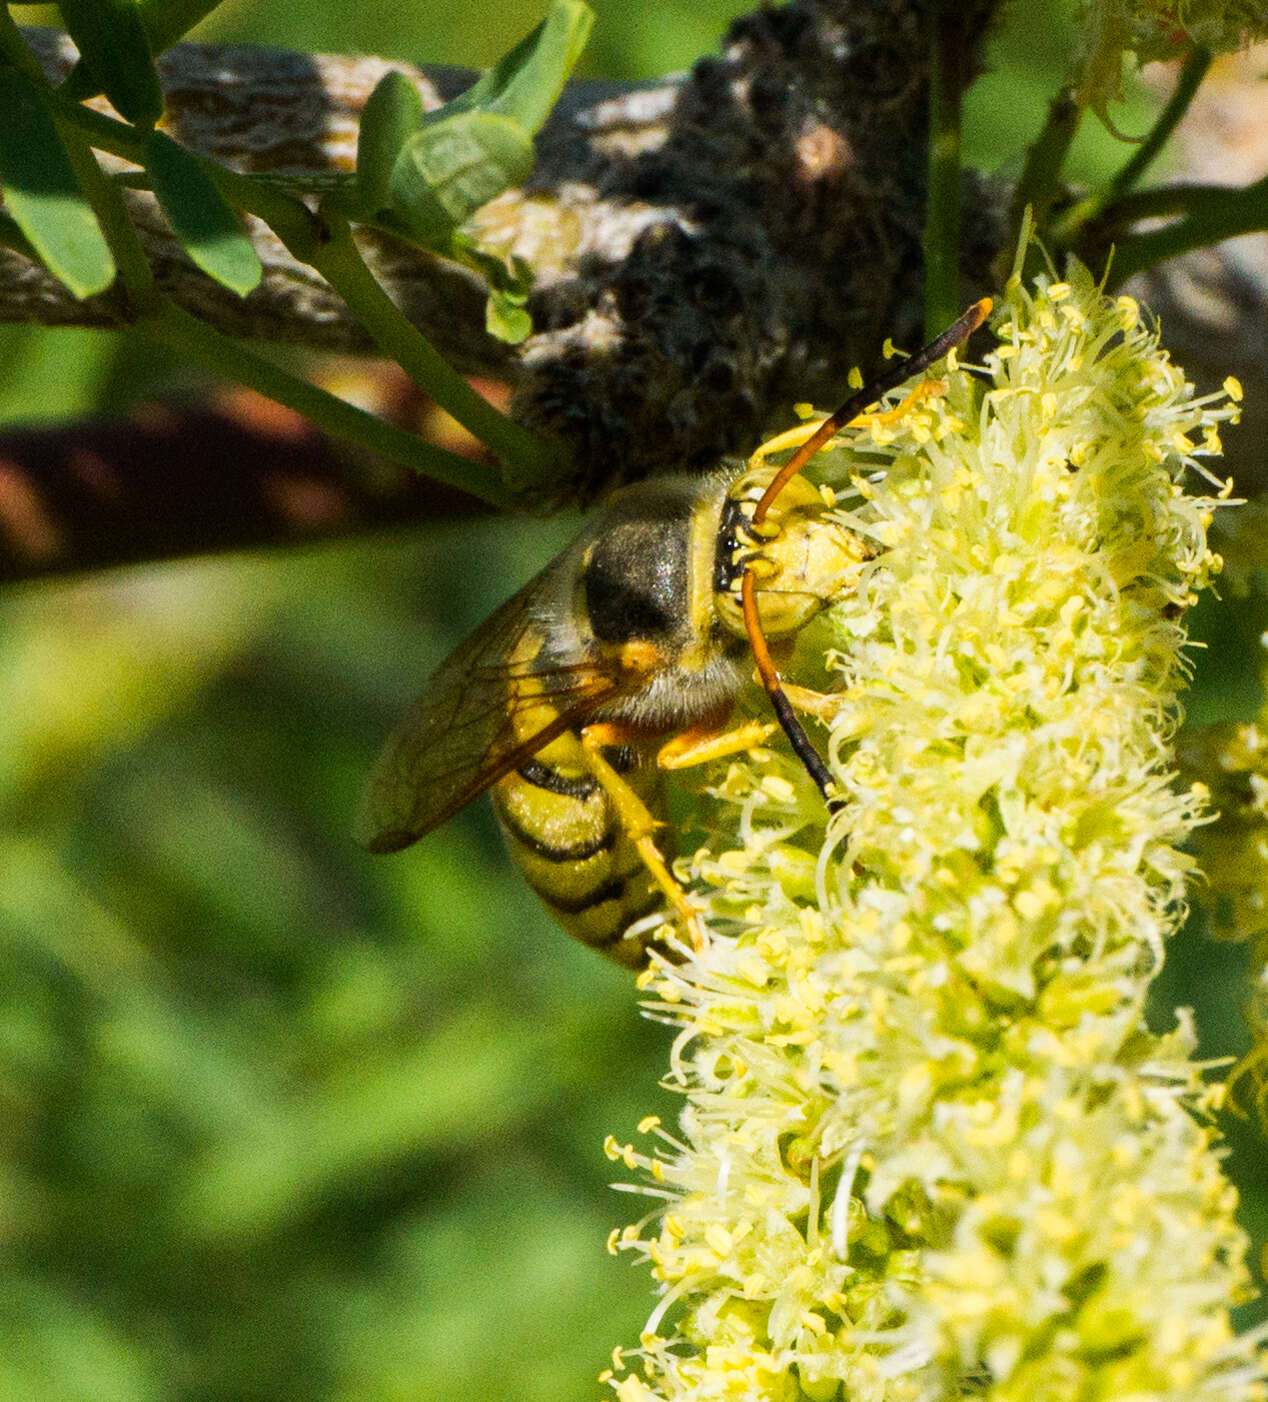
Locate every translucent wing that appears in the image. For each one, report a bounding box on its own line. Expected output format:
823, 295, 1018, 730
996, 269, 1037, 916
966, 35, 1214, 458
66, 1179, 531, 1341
355, 569, 623, 853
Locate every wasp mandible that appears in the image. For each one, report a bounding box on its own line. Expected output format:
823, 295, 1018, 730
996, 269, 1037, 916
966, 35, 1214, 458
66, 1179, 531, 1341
357, 301, 991, 966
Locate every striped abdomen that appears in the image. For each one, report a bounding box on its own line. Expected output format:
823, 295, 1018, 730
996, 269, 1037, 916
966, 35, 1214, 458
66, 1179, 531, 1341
491, 729, 666, 967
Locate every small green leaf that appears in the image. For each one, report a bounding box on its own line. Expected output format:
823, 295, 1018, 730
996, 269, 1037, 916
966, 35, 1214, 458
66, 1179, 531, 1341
0, 68, 114, 298
439, 0, 593, 136
390, 111, 533, 243
357, 70, 424, 218
144, 130, 262, 296
136, 0, 227, 55
486, 289, 532, 344
60, 0, 164, 126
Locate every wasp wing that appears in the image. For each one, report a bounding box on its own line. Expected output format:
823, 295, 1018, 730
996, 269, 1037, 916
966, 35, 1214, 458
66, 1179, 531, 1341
355, 571, 622, 853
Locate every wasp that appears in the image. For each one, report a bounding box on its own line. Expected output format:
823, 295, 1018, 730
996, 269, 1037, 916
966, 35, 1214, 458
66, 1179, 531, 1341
357, 302, 991, 966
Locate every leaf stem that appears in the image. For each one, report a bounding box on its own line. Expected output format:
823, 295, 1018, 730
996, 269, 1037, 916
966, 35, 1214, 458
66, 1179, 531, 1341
1051, 46, 1212, 249
922, 1, 966, 336
145, 302, 520, 508
306, 212, 564, 493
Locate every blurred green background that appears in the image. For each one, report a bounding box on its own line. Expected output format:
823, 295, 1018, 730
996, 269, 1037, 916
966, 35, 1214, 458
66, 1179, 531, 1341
2, 3, 1264, 1400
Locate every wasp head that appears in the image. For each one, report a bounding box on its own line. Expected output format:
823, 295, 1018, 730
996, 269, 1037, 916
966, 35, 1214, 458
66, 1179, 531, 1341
713, 465, 873, 641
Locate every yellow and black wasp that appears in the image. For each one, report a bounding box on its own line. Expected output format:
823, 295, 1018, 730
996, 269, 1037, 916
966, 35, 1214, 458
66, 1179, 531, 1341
357, 301, 990, 966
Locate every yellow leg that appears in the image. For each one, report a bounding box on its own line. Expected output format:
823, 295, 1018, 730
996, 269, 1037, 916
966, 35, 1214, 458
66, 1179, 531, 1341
780, 682, 842, 722
657, 717, 778, 770
580, 725, 707, 952
747, 380, 945, 471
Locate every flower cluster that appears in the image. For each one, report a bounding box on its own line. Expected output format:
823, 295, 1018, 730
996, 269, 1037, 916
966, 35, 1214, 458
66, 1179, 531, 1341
604, 265, 1262, 1401
1078, 0, 1268, 102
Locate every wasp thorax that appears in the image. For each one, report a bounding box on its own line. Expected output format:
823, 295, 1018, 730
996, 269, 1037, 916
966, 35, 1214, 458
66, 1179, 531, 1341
714, 466, 873, 640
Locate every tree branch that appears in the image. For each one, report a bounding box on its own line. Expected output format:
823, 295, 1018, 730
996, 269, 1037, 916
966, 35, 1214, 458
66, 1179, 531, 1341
0, 377, 488, 582
10, 0, 1005, 503
1, 9, 1266, 586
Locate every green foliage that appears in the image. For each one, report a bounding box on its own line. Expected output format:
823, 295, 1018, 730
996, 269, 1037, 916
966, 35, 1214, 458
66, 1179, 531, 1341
355, 69, 423, 218
0, 68, 114, 298
0, 524, 675, 1402
0, 0, 583, 498
136, 0, 232, 54
143, 130, 262, 297
383, 110, 534, 243
352, 0, 594, 343
59, 0, 164, 126
434, 0, 593, 133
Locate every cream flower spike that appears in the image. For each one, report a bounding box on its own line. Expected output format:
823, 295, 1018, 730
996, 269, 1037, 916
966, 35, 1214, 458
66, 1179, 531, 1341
604, 262, 1263, 1402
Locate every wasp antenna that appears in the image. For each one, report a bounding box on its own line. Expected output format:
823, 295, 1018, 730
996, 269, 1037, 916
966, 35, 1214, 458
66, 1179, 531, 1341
751, 297, 992, 529
740, 568, 840, 807
742, 299, 992, 808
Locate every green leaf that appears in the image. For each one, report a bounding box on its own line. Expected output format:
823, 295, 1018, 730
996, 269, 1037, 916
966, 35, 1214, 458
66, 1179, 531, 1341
144, 130, 262, 296
439, 0, 593, 136
486, 289, 532, 344
357, 70, 424, 218
389, 111, 533, 243
136, 0, 227, 55
0, 68, 114, 298
59, 0, 164, 126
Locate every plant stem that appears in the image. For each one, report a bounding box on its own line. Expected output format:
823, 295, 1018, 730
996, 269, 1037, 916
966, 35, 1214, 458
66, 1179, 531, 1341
56, 110, 158, 304
145, 302, 520, 507
62, 101, 326, 254
47, 101, 521, 507
59, 101, 567, 496
1113, 46, 1210, 197
923, 1, 965, 336
1009, 89, 1081, 245
1105, 173, 1268, 286
1051, 46, 1212, 249
307, 214, 563, 492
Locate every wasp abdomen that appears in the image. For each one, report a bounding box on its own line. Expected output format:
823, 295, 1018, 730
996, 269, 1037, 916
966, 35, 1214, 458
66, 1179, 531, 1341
492, 731, 664, 967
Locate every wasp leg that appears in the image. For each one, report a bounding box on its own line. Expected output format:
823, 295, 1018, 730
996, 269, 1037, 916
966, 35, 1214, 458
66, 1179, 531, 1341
580, 723, 707, 952
747, 380, 946, 472
656, 717, 779, 770
779, 682, 843, 723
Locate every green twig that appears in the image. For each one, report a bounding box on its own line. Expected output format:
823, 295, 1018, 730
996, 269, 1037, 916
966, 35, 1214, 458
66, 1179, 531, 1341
55, 106, 157, 304
1111, 46, 1210, 198
59, 100, 566, 497
145, 302, 520, 508
1050, 45, 1212, 249
45, 97, 522, 507
923, 2, 966, 336
1104, 181, 1239, 225
1105, 173, 1268, 286
307, 214, 564, 493
62, 101, 325, 254
1009, 89, 1082, 245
